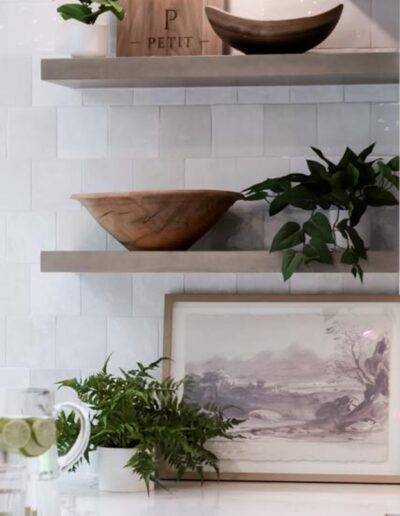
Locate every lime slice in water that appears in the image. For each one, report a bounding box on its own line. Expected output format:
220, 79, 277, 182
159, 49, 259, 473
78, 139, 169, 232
30, 418, 56, 448
19, 437, 49, 458
0, 418, 31, 450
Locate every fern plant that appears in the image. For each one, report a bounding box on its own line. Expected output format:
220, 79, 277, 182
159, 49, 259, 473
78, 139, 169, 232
243, 144, 399, 282
56, 358, 241, 490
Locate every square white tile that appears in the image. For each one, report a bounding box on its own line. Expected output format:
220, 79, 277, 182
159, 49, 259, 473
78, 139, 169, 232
371, 103, 400, 155
160, 106, 211, 158
133, 158, 185, 190
32, 159, 82, 212
317, 103, 370, 155
212, 105, 264, 157
31, 265, 80, 315
264, 104, 317, 157
81, 273, 132, 316
8, 108, 57, 158
0, 160, 31, 211
0, 264, 30, 315
6, 316, 55, 368
184, 273, 237, 293
6, 212, 56, 263
290, 85, 343, 104
134, 88, 185, 106
58, 107, 108, 158
238, 86, 290, 105
82, 158, 133, 193
107, 317, 160, 369
109, 106, 159, 158
56, 211, 107, 251
186, 87, 237, 105
83, 88, 134, 106
237, 273, 290, 293
132, 273, 184, 317
290, 274, 344, 294
56, 316, 107, 369
0, 57, 31, 106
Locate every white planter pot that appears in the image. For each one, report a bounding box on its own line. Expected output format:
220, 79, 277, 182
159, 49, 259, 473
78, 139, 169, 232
97, 447, 152, 493
329, 209, 371, 249
63, 21, 108, 58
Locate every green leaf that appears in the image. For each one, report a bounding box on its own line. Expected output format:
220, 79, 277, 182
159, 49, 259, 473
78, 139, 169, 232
346, 227, 367, 260
243, 177, 290, 195
351, 263, 364, 282
345, 163, 360, 188
269, 195, 289, 216
378, 161, 399, 190
338, 147, 358, 170
303, 212, 334, 244
306, 160, 330, 180
349, 198, 367, 227
282, 250, 303, 281
358, 143, 375, 161
278, 185, 319, 211
364, 185, 398, 206
341, 247, 357, 265
311, 147, 335, 170
304, 239, 333, 264
57, 3, 93, 22
387, 156, 400, 172
270, 222, 304, 252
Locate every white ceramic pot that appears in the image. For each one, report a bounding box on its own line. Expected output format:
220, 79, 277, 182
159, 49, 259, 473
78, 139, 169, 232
97, 447, 152, 493
64, 21, 108, 58
329, 209, 371, 249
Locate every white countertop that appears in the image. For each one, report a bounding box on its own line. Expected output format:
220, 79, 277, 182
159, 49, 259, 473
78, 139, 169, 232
59, 475, 400, 516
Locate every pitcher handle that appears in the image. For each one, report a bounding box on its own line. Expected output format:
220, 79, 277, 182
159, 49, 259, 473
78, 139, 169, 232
54, 402, 91, 472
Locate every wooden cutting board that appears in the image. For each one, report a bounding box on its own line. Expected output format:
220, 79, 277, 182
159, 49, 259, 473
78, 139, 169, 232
117, 0, 225, 57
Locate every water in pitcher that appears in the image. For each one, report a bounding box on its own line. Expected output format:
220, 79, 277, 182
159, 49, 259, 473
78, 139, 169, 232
0, 389, 90, 516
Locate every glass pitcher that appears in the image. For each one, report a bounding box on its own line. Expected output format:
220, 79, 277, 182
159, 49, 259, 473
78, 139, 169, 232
0, 388, 90, 480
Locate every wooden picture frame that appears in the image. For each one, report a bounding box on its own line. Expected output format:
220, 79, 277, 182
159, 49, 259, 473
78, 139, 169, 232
162, 294, 400, 484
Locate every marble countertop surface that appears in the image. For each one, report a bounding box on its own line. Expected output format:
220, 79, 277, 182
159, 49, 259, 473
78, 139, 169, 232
59, 475, 400, 516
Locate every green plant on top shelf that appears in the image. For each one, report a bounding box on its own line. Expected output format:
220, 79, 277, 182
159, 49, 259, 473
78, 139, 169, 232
57, 0, 125, 25
56, 357, 242, 491
243, 144, 399, 282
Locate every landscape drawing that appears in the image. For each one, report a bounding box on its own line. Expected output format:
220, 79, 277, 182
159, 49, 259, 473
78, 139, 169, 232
182, 310, 391, 464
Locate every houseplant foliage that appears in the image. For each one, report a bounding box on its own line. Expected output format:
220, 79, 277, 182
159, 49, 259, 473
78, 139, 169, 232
243, 144, 399, 282
57, 0, 125, 24
56, 358, 241, 489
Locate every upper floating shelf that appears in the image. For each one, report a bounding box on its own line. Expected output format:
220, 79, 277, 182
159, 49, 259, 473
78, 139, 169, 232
41, 51, 399, 89
41, 251, 398, 274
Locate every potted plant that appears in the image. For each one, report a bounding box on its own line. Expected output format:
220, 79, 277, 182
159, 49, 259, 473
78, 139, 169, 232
57, 0, 125, 57
243, 144, 399, 282
56, 358, 241, 493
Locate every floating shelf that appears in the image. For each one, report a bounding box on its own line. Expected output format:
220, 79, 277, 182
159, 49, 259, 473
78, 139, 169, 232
41, 251, 398, 274
41, 52, 399, 88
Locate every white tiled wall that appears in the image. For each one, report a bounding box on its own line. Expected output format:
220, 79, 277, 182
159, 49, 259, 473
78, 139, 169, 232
0, 0, 398, 396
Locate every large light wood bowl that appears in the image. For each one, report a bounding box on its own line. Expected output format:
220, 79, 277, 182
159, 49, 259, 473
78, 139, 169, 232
205, 4, 343, 54
72, 190, 244, 251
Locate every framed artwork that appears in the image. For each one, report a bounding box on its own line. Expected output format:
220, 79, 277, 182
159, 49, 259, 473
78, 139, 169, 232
163, 294, 400, 483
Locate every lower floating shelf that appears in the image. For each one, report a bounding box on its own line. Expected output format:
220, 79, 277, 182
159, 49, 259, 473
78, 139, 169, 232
41, 251, 398, 274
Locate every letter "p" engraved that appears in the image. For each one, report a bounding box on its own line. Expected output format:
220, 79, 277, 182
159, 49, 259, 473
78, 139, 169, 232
165, 9, 178, 30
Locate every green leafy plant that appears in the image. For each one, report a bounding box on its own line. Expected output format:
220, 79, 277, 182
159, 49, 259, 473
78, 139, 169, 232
243, 144, 399, 282
57, 0, 125, 25
56, 358, 241, 490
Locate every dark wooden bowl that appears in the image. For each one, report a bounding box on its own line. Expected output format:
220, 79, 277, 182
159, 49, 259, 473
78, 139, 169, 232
72, 190, 244, 251
205, 4, 343, 54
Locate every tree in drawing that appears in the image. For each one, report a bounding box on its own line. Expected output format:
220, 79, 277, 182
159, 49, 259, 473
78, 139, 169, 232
325, 320, 389, 433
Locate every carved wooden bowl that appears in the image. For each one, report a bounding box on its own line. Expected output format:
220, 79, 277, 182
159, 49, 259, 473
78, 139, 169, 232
72, 190, 244, 251
205, 4, 343, 54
